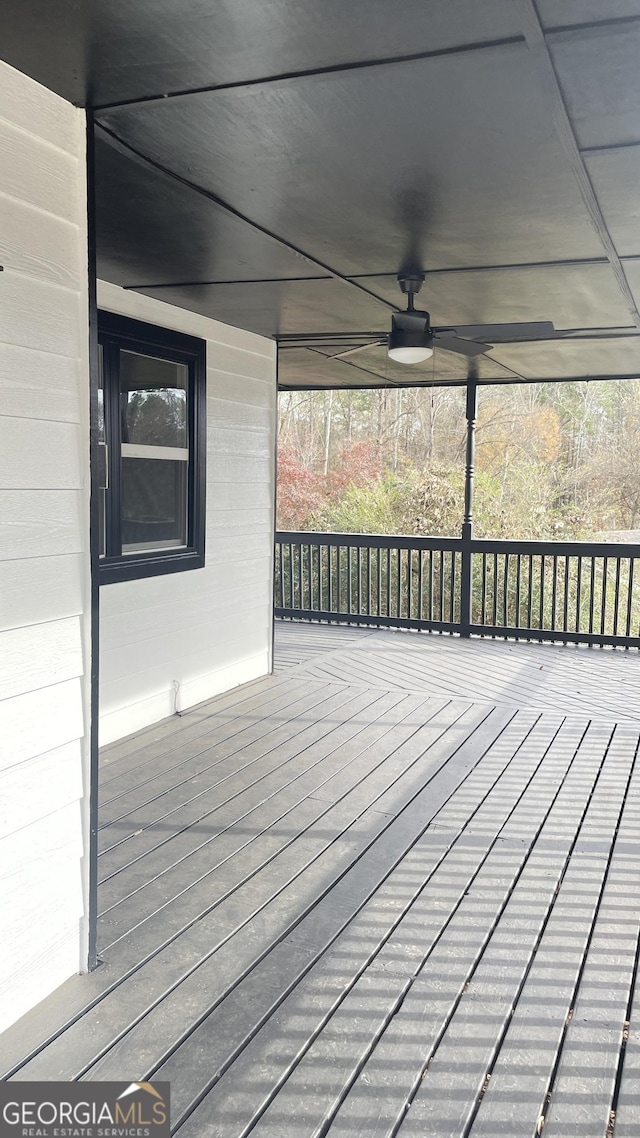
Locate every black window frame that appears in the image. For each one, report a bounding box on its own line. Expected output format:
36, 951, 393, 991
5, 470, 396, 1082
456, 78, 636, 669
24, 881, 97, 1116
98, 311, 206, 585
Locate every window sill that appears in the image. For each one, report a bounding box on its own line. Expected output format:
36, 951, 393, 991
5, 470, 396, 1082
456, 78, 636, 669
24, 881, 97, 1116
99, 549, 205, 585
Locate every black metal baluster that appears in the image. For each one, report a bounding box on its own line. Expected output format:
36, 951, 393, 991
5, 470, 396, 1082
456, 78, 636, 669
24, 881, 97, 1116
347, 544, 352, 614
492, 553, 498, 626
626, 559, 634, 637
514, 554, 521, 628
439, 549, 445, 622
601, 556, 608, 635
539, 555, 546, 632
357, 545, 362, 615
527, 554, 534, 630
382, 543, 389, 614
397, 547, 402, 618
288, 543, 294, 610
450, 551, 456, 623
299, 543, 304, 610
551, 555, 558, 631
613, 558, 621, 636
481, 554, 487, 625
409, 547, 413, 620
289, 542, 293, 613
575, 556, 582, 633
588, 556, 596, 635
418, 549, 424, 621
428, 551, 434, 620
562, 556, 570, 635
503, 552, 510, 626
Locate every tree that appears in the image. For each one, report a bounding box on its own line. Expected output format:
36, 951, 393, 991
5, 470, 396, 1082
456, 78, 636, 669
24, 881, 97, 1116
276, 446, 324, 529
276, 378, 640, 539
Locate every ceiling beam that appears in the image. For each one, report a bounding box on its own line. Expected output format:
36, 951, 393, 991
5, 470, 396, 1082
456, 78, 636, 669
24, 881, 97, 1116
93, 11, 640, 114
93, 35, 524, 112
123, 275, 333, 289
581, 140, 640, 156
516, 0, 640, 333
277, 328, 640, 343
279, 371, 640, 392
95, 123, 400, 315
353, 256, 613, 277
122, 254, 627, 292
545, 12, 640, 36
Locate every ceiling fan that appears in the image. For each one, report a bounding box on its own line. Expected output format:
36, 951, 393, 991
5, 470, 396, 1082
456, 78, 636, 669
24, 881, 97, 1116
326, 273, 555, 365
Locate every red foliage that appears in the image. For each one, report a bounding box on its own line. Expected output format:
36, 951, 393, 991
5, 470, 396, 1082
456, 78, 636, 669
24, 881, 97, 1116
276, 446, 324, 528
327, 441, 383, 496
277, 440, 384, 528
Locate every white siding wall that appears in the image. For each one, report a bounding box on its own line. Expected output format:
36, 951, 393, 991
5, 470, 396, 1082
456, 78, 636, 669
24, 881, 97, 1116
97, 281, 277, 745
0, 62, 90, 1033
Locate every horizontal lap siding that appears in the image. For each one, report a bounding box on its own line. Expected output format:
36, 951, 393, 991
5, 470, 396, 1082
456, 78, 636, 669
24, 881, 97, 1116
97, 282, 276, 745
0, 61, 90, 1033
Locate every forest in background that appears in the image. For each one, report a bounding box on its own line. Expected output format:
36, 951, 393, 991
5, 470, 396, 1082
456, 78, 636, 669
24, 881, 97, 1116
276, 379, 640, 540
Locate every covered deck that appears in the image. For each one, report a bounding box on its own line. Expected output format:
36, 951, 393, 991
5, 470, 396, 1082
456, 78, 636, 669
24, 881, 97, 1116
2, 622, 640, 1136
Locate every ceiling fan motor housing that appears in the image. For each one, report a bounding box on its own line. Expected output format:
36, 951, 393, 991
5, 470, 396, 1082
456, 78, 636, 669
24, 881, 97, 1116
397, 273, 426, 296
388, 324, 434, 354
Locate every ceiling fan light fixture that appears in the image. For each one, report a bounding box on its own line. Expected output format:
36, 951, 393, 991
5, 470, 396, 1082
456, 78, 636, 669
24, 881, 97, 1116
388, 345, 434, 364
388, 327, 434, 365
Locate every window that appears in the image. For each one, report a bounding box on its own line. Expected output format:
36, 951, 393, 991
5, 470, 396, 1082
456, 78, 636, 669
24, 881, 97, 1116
97, 312, 206, 584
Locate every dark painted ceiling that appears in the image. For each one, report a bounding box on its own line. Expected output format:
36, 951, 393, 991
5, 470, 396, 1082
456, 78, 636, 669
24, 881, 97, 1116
4, 0, 640, 388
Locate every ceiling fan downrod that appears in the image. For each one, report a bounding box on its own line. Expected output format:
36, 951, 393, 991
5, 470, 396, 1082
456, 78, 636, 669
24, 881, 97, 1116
397, 273, 426, 304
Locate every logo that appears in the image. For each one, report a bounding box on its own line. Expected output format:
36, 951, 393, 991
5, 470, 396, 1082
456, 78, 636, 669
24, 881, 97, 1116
0, 1081, 170, 1138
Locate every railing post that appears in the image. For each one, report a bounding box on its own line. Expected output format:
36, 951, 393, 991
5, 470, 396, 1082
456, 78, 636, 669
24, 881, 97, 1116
460, 377, 478, 637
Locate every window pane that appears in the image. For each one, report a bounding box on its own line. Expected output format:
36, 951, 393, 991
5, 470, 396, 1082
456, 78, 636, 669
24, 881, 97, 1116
97, 344, 106, 556
121, 457, 188, 552
97, 343, 105, 443
120, 351, 188, 448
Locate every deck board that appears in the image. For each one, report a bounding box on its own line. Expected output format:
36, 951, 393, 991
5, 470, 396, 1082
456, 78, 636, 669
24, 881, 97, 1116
98, 684, 364, 871
98, 676, 327, 803
323, 719, 611, 1138
275, 620, 640, 722
12, 697, 486, 1080
394, 724, 633, 1138
2, 621, 640, 1138
97, 691, 441, 948
83, 701, 491, 1084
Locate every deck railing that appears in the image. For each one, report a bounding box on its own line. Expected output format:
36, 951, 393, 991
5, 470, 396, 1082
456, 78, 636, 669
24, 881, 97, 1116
274, 531, 640, 648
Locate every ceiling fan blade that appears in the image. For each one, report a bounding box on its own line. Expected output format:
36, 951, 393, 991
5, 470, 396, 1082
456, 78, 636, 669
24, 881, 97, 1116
433, 320, 555, 342
433, 333, 489, 358
329, 340, 386, 359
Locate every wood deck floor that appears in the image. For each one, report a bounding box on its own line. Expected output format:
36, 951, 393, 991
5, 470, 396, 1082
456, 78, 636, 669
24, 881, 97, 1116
2, 621, 640, 1137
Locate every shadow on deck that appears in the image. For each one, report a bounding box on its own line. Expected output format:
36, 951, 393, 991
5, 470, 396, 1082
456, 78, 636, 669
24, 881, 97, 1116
2, 621, 640, 1136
